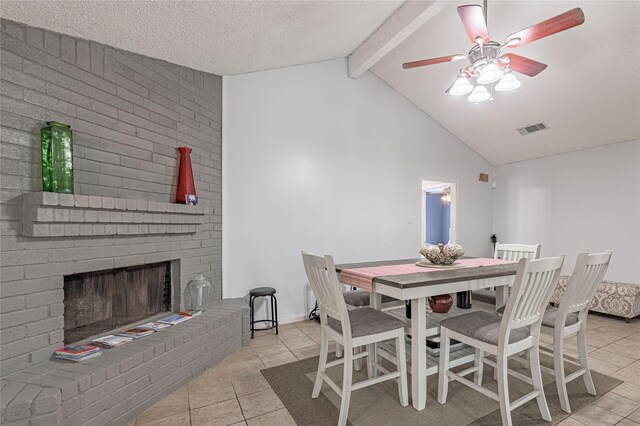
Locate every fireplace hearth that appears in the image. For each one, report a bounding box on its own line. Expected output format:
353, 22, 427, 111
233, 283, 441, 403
63, 262, 171, 344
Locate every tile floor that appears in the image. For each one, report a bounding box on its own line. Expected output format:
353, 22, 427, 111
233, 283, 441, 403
129, 312, 640, 426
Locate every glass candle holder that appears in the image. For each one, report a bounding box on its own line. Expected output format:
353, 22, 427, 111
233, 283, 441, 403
189, 274, 211, 311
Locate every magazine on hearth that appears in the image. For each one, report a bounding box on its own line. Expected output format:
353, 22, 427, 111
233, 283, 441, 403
55, 344, 102, 362
116, 328, 156, 339
92, 335, 133, 348
157, 314, 191, 325
179, 309, 202, 317
136, 321, 173, 331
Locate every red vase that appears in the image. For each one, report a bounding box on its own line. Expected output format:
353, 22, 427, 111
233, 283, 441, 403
176, 147, 195, 204
428, 294, 453, 314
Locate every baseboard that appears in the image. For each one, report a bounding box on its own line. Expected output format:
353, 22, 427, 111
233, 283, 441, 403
279, 314, 311, 325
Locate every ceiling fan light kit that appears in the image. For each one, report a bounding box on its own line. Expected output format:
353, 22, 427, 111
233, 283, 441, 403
449, 74, 474, 96
402, 3, 585, 105
477, 61, 504, 84
495, 72, 520, 92
468, 85, 491, 103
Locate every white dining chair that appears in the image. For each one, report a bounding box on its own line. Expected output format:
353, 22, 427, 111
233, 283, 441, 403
337, 290, 399, 362
472, 243, 542, 306
302, 252, 409, 426
438, 255, 564, 426
539, 250, 612, 413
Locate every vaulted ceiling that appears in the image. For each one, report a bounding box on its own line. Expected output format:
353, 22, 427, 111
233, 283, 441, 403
1, 1, 639, 165
371, 1, 640, 165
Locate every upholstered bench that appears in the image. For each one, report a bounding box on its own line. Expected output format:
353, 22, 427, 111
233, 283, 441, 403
550, 276, 640, 322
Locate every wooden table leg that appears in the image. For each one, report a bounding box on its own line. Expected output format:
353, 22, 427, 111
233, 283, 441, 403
370, 292, 381, 310
496, 284, 509, 310
411, 297, 427, 410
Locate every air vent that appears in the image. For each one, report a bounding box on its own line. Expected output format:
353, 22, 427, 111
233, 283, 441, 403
517, 122, 548, 136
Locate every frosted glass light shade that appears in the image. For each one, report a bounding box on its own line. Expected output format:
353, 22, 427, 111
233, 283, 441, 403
477, 62, 504, 84
467, 85, 491, 103
449, 76, 474, 96
495, 72, 521, 91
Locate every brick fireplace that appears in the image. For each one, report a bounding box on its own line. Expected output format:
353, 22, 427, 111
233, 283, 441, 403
63, 261, 172, 344
0, 16, 222, 375
0, 19, 248, 425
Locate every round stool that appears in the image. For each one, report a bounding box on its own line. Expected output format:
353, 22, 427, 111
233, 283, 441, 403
249, 287, 278, 338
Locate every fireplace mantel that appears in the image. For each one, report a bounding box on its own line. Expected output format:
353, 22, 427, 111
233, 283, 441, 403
22, 192, 205, 238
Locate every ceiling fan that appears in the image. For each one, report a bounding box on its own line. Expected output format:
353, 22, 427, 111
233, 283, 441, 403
402, 2, 585, 103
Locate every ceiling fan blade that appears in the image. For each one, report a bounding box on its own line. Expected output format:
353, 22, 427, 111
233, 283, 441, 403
501, 53, 547, 77
457, 5, 490, 44
402, 54, 466, 70
504, 8, 585, 48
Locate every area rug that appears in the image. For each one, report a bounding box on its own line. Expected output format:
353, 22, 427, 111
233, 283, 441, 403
261, 354, 622, 425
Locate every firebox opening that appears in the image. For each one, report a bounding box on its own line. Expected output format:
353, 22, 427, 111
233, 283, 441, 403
63, 262, 171, 344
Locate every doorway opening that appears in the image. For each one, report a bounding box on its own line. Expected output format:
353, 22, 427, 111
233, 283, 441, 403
421, 180, 456, 245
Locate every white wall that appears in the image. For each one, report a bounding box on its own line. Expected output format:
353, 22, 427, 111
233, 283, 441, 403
223, 59, 494, 321
492, 139, 640, 283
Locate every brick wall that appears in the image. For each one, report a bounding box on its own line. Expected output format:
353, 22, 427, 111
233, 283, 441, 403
0, 19, 223, 377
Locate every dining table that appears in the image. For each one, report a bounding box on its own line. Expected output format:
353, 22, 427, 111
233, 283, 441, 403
335, 257, 519, 411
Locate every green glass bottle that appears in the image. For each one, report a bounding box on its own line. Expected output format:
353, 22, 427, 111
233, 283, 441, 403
41, 121, 74, 193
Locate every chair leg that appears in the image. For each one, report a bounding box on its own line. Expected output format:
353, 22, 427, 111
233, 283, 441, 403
474, 348, 484, 386
354, 346, 363, 371
437, 328, 451, 404
270, 294, 275, 331
338, 345, 354, 426
250, 295, 255, 339
273, 294, 279, 335
312, 329, 329, 398
577, 324, 596, 395
497, 351, 513, 426
530, 344, 551, 421
396, 330, 409, 407
553, 330, 571, 413
366, 343, 376, 379
335, 343, 343, 358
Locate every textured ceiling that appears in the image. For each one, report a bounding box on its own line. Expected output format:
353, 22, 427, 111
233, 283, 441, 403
0, 0, 402, 76
372, 1, 640, 165
2, 1, 638, 165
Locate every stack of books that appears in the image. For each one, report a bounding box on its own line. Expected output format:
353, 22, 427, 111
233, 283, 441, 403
117, 327, 156, 339
55, 345, 102, 362
179, 309, 202, 317
92, 335, 133, 349
157, 313, 191, 325
137, 321, 172, 331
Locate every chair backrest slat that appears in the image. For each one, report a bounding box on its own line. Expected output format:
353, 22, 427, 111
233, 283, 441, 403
559, 251, 612, 315
495, 243, 542, 261
301, 252, 351, 337
501, 256, 565, 335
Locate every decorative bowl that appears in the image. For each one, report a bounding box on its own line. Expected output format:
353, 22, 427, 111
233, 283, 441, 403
419, 243, 464, 265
